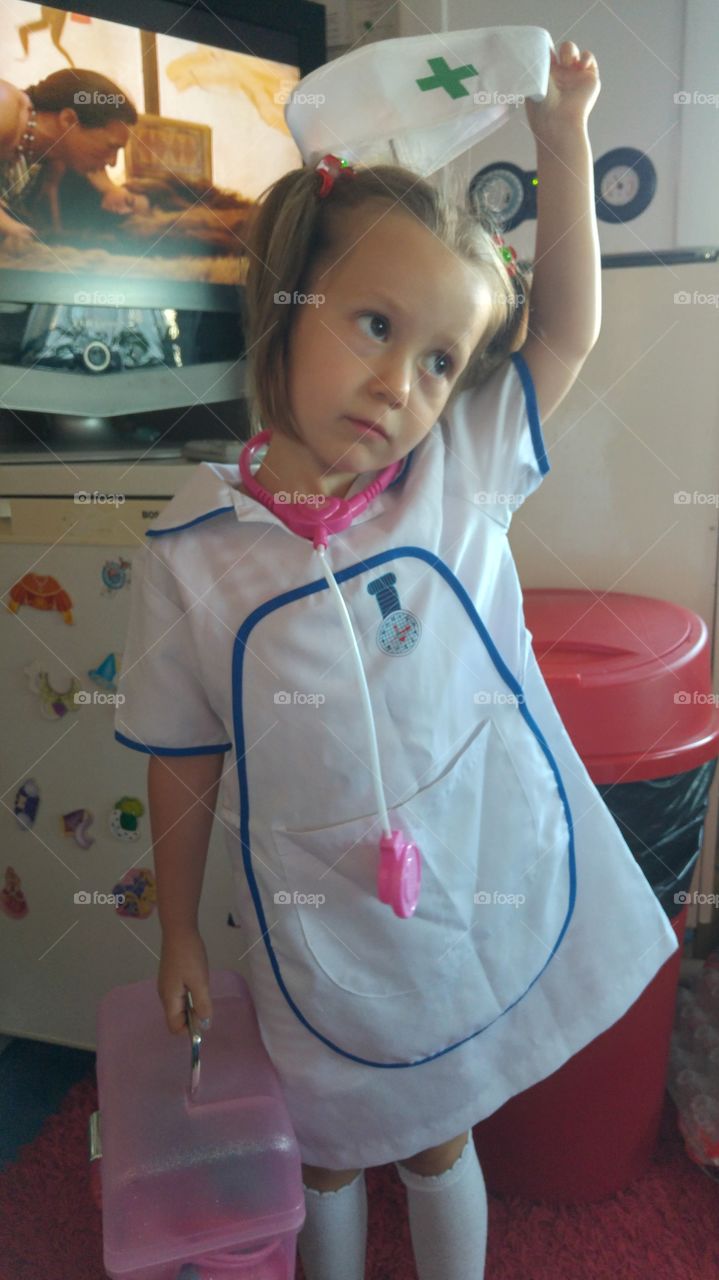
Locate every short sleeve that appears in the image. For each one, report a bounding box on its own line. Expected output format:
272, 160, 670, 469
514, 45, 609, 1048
114, 542, 232, 757
440, 351, 550, 529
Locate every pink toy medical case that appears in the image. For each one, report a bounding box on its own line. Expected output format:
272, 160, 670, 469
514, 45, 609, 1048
89, 969, 305, 1279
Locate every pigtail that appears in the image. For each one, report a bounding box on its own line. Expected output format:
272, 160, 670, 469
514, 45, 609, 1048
448, 204, 532, 398
243, 167, 325, 436
244, 168, 320, 303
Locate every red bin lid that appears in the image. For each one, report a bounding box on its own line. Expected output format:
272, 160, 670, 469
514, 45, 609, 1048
522, 589, 719, 782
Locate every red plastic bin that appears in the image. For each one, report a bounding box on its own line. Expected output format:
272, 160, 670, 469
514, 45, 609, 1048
520, 588, 719, 782
473, 590, 719, 1202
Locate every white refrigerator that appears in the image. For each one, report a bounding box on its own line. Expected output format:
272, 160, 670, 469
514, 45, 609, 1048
0, 458, 249, 1048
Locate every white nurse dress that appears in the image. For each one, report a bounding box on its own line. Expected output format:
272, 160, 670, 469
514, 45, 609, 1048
115, 351, 679, 1169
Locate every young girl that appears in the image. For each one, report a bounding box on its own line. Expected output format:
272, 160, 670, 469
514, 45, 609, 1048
115, 41, 678, 1280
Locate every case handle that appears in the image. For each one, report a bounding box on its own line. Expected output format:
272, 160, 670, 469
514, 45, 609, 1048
185, 989, 202, 1097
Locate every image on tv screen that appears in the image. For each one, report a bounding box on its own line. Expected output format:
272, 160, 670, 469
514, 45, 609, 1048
0, 1, 303, 291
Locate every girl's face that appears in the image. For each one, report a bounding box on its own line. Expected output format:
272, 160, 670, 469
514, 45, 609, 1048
276, 205, 492, 497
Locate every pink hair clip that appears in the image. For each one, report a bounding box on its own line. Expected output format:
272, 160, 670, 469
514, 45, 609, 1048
315, 153, 355, 198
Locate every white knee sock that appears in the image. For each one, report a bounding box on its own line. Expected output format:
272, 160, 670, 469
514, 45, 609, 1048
395, 1135, 488, 1280
297, 1169, 367, 1280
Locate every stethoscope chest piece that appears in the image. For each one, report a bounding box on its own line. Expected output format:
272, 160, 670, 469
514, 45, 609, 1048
378, 830, 422, 919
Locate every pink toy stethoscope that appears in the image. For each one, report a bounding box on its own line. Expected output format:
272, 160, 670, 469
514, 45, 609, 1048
239, 429, 422, 919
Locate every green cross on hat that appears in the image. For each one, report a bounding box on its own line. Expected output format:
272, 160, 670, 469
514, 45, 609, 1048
285, 26, 553, 177
416, 57, 479, 99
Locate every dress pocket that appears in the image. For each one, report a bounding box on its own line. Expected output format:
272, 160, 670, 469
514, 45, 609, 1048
270, 705, 569, 1008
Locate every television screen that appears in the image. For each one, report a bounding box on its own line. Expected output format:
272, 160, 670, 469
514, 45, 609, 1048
0, 0, 322, 311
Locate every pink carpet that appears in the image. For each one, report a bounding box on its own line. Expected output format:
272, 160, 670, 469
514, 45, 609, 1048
1, 1072, 718, 1279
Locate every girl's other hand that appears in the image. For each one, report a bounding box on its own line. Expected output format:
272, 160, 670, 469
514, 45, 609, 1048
525, 41, 601, 139
158, 927, 213, 1035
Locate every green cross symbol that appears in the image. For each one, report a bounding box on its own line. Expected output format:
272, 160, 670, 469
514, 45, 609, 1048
416, 56, 478, 100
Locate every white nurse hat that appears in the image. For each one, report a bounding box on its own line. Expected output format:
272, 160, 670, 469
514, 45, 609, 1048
285, 26, 553, 178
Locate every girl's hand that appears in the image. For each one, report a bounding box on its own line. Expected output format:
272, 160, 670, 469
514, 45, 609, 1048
525, 41, 601, 139
158, 926, 213, 1035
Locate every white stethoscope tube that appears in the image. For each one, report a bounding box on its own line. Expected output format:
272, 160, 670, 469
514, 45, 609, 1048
316, 544, 392, 838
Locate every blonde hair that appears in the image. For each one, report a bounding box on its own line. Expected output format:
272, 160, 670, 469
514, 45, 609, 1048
242, 162, 530, 440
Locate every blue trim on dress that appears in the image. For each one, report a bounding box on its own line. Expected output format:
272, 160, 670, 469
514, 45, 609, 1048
146, 507, 234, 538
509, 351, 551, 475
114, 729, 231, 756
231, 545, 576, 1070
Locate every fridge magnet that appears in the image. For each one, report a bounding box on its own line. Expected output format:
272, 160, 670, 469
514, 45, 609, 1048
109, 795, 145, 841
5, 572, 74, 623
14, 779, 40, 830
61, 808, 95, 849
25, 662, 83, 720
1, 867, 29, 920
88, 652, 122, 692
101, 557, 132, 594
112, 867, 156, 919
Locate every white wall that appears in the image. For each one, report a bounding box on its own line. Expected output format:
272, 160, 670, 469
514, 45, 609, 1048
677, 0, 719, 247
395, 0, 718, 254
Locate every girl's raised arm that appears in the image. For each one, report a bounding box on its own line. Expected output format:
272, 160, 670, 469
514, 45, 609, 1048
520, 41, 602, 423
